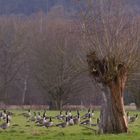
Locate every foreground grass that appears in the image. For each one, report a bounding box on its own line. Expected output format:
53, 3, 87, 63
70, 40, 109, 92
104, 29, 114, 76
0, 110, 140, 140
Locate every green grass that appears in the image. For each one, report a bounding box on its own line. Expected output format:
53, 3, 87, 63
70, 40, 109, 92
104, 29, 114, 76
0, 110, 140, 140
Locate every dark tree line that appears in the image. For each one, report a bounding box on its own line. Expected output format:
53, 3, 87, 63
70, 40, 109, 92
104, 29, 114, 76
0, 0, 139, 16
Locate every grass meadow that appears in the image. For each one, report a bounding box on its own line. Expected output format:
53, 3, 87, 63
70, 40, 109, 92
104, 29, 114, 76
0, 110, 140, 140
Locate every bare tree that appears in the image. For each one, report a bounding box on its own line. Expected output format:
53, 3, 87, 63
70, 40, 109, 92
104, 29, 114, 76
30, 17, 86, 110
0, 16, 25, 104
80, 0, 140, 133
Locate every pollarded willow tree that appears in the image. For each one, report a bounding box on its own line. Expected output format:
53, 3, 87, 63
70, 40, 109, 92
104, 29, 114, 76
81, 0, 140, 134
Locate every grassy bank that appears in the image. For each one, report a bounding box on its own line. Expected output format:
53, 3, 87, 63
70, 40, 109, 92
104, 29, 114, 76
0, 110, 139, 140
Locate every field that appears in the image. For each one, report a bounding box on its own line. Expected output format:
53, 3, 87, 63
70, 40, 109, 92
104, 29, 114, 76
0, 110, 140, 140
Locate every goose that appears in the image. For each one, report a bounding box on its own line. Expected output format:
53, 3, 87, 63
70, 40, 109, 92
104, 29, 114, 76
43, 112, 49, 120
8, 114, 12, 122
0, 112, 3, 120
22, 109, 31, 118
37, 116, 48, 126
0, 114, 10, 129
77, 110, 80, 115
65, 111, 68, 117
2, 110, 7, 120
69, 116, 74, 125
6, 111, 13, 121
42, 110, 47, 118
56, 117, 69, 128
127, 112, 130, 121
65, 111, 69, 120
82, 108, 90, 119
129, 114, 138, 123
91, 110, 95, 118
36, 112, 43, 124
68, 110, 72, 117
44, 117, 54, 128
36, 112, 42, 121
30, 112, 36, 122
81, 113, 92, 125
43, 117, 48, 124
73, 110, 80, 118
56, 111, 64, 120
28, 109, 31, 116
73, 114, 80, 125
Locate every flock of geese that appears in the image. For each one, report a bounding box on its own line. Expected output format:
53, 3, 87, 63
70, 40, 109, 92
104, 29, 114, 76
21, 109, 97, 128
0, 109, 139, 130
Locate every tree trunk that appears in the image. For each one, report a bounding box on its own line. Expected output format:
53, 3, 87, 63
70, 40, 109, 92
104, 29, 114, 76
49, 99, 63, 110
22, 75, 28, 105
99, 78, 128, 134
55, 99, 63, 110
